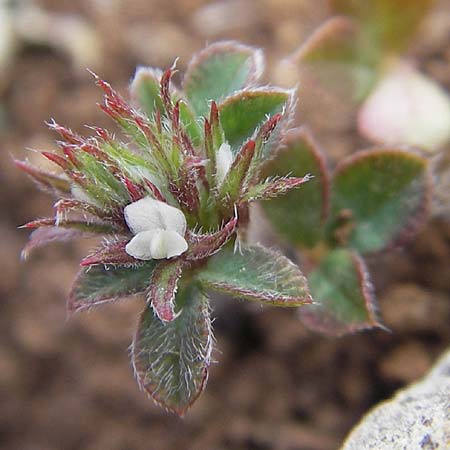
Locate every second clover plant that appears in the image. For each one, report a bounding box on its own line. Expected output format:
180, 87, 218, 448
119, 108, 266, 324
17, 42, 312, 415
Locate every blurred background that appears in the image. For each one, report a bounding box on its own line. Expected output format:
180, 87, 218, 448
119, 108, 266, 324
1, 1, 449, 449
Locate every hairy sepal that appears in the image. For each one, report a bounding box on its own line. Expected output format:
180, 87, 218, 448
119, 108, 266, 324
14, 159, 71, 196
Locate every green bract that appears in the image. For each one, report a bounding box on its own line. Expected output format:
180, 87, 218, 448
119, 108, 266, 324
18, 41, 312, 415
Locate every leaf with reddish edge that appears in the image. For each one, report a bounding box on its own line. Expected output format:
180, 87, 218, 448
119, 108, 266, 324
327, 148, 431, 254
288, 16, 377, 103
21, 227, 91, 260
299, 249, 382, 336
80, 239, 136, 267
54, 198, 116, 223
261, 128, 330, 248
219, 88, 292, 152
185, 215, 237, 261
147, 258, 184, 322
330, 0, 435, 54
68, 261, 156, 314
132, 282, 212, 416
22, 217, 121, 235
197, 244, 312, 307
184, 41, 264, 117
14, 160, 71, 195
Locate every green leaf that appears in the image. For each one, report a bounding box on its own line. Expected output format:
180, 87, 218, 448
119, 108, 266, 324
290, 17, 378, 103
197, 244, 312, 306
148, 258, 184, 322
261, 128, 330, 248
184, 41, 264, 117
132, 282, 212, 416
330, 0, 434, 54
328, 149, 431, 253
299, 249, 381, 336
219, 89, 292, 151
130, 67, 164, 117
68, 262, 156, 314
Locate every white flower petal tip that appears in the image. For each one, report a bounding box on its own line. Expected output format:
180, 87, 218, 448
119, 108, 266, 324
216, 142, 233, 186
124, 197, 186, 235
150, 230, 188, 259
123, 197, 188, 260
125, 229, 188, 260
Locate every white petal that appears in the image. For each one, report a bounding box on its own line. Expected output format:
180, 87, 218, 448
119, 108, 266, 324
157, 202, 187, 235
216, 142, 233, 186
124, 197, 186, 235
149, 230, 188, 259
125, 229, 159, 260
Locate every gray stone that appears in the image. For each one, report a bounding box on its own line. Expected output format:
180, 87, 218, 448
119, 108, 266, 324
342, 348, 450, 450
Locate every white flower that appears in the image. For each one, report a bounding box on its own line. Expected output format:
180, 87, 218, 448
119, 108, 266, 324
124, 197, 188, 260
216, 142, 233, 186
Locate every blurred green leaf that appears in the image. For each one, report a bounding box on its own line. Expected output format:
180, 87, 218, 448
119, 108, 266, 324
290, 17, 378, 103
184, 41, 264, 117
68, 262, 156, 314
261, 128, 330, 248
328, 149, 430, 253
299, 249, 380, 335
330, 0, 435, 54
132, 282, 212, 416
219, 89, 291, 151
197, 244, 312, 306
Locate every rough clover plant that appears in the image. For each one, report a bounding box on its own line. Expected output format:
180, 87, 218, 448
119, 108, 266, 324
17, 42, 313, 415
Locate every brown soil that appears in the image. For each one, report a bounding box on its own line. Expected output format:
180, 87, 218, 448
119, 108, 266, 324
1, 1, 449, 449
